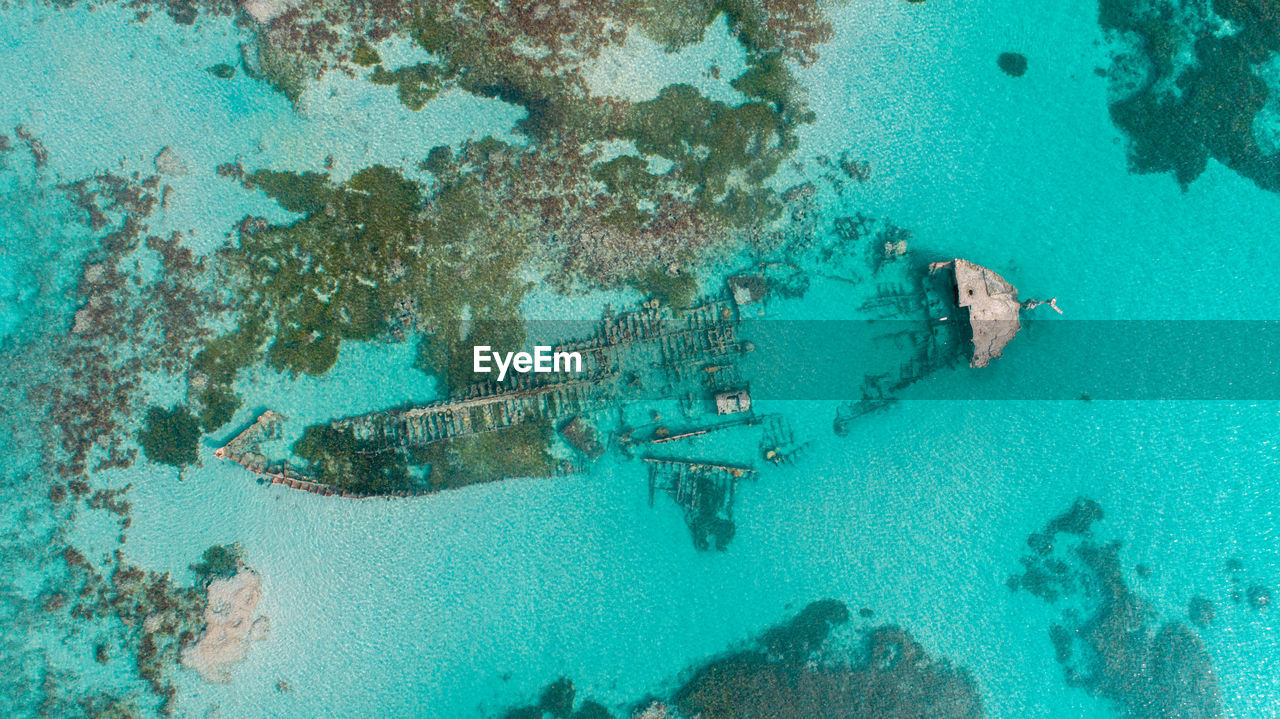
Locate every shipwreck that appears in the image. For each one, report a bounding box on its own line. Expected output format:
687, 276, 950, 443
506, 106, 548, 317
929, 258, 1058, 368
214, 289, 773, 549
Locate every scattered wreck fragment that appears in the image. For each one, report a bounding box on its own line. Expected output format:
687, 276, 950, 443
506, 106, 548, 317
849, 256, 965, 400
329, 297, 745, 451
634, 412, 761, 448
214, 410, 355, 496
833, 394, 898, 436
560, 416, 604, 459
760, 414, 807, 464
645, 457, 753, 551
833, 253, 1053, 436
715, 388, 752, 415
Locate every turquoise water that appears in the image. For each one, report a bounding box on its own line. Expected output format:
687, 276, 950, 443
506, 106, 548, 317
2, 0, 1279, 717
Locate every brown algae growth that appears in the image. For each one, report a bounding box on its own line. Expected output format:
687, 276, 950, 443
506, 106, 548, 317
195, 0, 833, 395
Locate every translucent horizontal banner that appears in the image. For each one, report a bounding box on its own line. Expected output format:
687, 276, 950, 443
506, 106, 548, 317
470, 319, 1280, 401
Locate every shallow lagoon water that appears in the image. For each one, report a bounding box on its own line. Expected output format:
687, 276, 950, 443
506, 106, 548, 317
2, 0, 1279, 717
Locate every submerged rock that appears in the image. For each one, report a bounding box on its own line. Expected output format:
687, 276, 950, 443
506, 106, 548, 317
153, 146, 188, 176
675, 623, 983, 719
179, 567, 269, 682
489, 602, 983, 719
1046, 497, 1105, 536
207, 63, 237, 79
498, 677, 607, 719
240, 0, 290, 24
1098, 0, 1280, 193
1247, 584, 1272, 610
759, 598, 849, 661
71, 306, 93, 334
538, 677, 576, 718
1188, 596, 1215, 627
1147, 623, 1222, 719
998, 52, 1028, 77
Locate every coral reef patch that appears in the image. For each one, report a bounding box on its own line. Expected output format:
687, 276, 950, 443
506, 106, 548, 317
490, 600, 984, 719
1099, 0, 1280, 191
136, 405, 201, 468
1010, 499, 1223, 719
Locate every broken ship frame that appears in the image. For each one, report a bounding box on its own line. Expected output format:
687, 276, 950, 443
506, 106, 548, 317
215, 258, 1048, 547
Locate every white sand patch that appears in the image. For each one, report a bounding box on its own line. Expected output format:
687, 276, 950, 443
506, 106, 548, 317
580, 16, 748, 103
